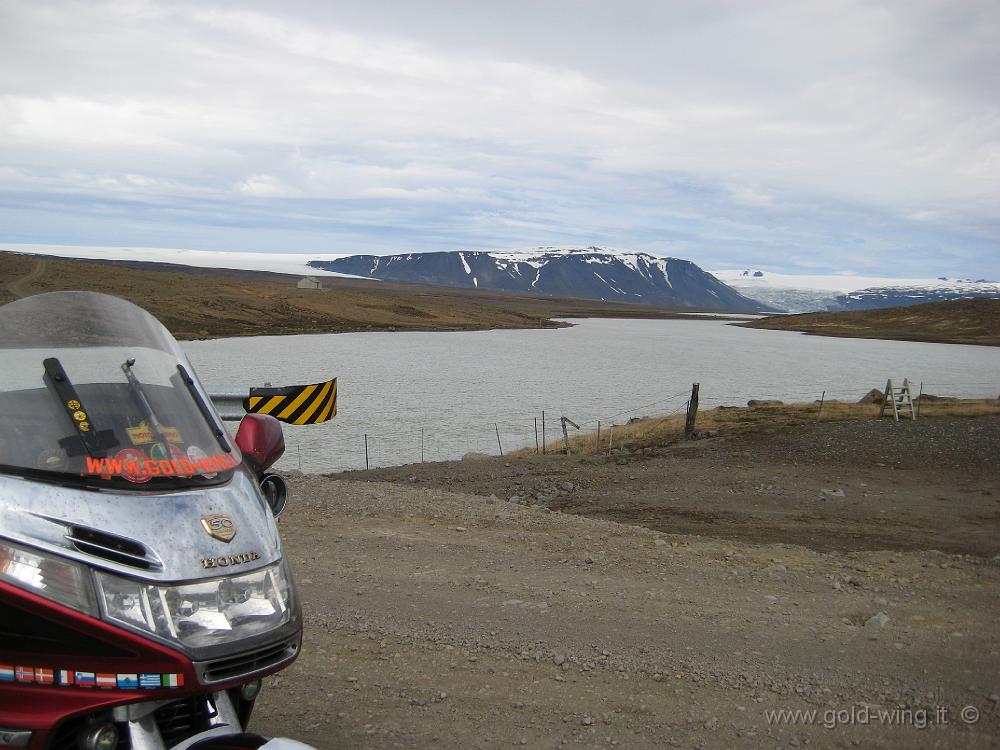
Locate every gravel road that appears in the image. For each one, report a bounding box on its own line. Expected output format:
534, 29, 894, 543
253, 416, 1000, 749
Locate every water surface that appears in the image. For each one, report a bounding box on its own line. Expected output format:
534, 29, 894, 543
184, 319, 1000, 473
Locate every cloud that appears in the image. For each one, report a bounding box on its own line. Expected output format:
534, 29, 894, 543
0, 0, 997, 276
237, 174, 298, 198
727, 185, 775, 208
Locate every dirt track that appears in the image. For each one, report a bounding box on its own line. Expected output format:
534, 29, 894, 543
5, 257, 47, 299
253, 416, 1000, 748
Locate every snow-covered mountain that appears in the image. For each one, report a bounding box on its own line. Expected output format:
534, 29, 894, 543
713, 269, 1000, 313
309, 247, 774, 312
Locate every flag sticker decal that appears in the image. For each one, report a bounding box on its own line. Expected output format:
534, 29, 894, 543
75, 672, 96, 687
161, 673, 184, 687
4, 665, 185, 690
96, 673, 116, 689
116, 673, 139, 689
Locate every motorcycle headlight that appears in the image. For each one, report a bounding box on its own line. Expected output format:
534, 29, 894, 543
0, 539, 98, 616
96, 561, 292, 649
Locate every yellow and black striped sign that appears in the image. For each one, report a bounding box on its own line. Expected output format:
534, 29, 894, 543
243, 378, 337, 425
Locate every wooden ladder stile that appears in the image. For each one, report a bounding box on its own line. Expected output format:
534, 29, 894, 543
879, 378, 916, 421
900, 378, 916, 420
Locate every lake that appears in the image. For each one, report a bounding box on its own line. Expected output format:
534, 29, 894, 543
183, 319, 1000, 474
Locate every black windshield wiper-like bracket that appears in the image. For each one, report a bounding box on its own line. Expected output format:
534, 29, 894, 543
123, 357, 157, 420
177, 364, 231, 453
121, 357, 171, 445
43, 357, 118, 458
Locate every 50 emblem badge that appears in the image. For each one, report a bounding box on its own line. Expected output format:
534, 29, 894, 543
201, 514, 236, 543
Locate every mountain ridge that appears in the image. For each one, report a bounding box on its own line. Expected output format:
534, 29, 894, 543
308, 247, 775, 313
714, 268, 1000, 313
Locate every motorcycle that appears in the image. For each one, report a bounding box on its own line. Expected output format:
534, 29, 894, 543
0, 291, 312, 749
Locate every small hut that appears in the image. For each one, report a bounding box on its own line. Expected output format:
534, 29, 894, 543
297, 276, 322, 290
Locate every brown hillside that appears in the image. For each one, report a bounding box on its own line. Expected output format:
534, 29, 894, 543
739, 298, 1000, 346
0, 252, 722, 340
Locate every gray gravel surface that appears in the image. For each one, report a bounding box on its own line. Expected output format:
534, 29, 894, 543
253, 467, 1000, 749
721, 416, 1000, 470
336, 416, 1000, 556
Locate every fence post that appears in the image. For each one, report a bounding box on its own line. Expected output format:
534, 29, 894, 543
560, 416, 580, 455
495, 423, 504, 456
684, 382, 700, 440
817, 390, 826, 419
534, 417, 539, 454
607, 425, 614, 455
596, 421, 601, 454
364, 434, 369, 470
916, 381, 923, 418
420, 427, 425, 463
542, 411, 546, 455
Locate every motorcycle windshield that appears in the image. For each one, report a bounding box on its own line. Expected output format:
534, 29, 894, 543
0, 291, 239, 489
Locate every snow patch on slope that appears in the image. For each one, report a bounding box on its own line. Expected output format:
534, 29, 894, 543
485, 245, 676, 268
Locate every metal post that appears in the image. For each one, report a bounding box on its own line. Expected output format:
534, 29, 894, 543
534, 417, 539, 454
364, 434, 369, 470
542, 411, 546, 455
495, 423, 504, 456
607, 425, 614, 455
817, 390, 826, 419
916, 381, 923, 418
684, 383, 700, 440
420, 427, 425, 463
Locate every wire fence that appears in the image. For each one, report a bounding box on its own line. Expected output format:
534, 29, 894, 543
275, 379, 1000, 473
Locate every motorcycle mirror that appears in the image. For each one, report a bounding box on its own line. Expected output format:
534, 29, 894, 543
259, 473, 288, 517
235, 413, 285, 474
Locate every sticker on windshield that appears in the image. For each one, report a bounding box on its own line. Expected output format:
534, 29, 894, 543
149, 443, 193, 478
37, 449, 68, 473
127, 422, 183, 446
186, 445, 221, 479
161, 426, 183, 444
85, 450, 238, 481
170, 444, 192, 477
115, 448, 152, 484
126, 423, 155, 446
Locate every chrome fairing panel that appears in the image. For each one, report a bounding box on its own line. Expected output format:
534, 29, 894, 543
0, 467, 282, 583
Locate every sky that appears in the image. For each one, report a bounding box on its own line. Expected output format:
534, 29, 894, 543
0, 0, 998, 278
